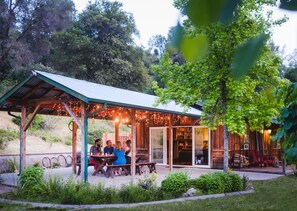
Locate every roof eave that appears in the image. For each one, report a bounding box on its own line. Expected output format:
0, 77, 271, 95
88, 98, 201, 118
34, 71, 90, 103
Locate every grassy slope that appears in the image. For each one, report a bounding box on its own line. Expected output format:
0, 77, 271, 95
0, 176, 296, 210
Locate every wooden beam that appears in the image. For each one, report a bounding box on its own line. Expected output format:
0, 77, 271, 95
20, 106, 27, 172
87, 103, 107, 118
22, 81, 45, 100
81, 102, 89, 183
62, 102, 83, 130
23, 104, 41, 131
168, 114, 173, 171
131, 109, 136, 180
72, 121, 77, 174
115, 119, 120, 143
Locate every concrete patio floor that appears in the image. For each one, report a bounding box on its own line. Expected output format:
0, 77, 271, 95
0, 165, 283, 188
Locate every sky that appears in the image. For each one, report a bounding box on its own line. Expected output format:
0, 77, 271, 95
73, 0, 297, 55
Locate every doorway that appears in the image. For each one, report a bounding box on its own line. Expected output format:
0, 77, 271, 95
194, 127, 210, 166
150, 127, 167, 164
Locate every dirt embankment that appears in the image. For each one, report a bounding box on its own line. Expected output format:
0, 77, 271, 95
0, 112, 80, 154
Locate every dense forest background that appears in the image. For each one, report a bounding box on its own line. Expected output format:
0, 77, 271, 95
0, 0, 296, 96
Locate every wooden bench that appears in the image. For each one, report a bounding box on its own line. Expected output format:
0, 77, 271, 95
76, 162, 94, 176
136, 162, 157, 175
106, 164, 131, 178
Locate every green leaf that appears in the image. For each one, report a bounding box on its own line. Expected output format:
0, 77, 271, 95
171, 23, 184, 48
279, 0, 297, 11
284, 122, 293, 130
281, 107, 289, 118
231, 34, 268, 79
275, 128, 285, 140
186, 0, 225, 27
180, 35, 209, 62
219, 0, 241, 25
186, 0, 239, 27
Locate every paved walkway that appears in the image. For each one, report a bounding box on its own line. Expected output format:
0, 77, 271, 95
0, 166, 283, 188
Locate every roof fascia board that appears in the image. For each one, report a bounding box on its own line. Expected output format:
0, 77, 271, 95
87, 98, 201, 118
0, 75, 33, 105
35, 71, 89, 103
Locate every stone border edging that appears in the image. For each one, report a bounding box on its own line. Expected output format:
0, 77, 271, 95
0, 187, 254, 209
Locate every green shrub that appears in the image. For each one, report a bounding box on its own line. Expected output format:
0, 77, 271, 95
19, 166, 44, 195
213, 172, 232, 192
192, 172, 243, 194
0, 129, 19, 150
88, 129, 103, 145
161, 171, 190, 197
65, 137, 72, 146
229, 173, 243, 191
12, 115, 45, 131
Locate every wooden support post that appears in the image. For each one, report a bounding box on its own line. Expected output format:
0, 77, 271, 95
81, 102, 89, 183
20, 106, 27, 172
115, 119, 120, 143
72, 121, 77, 174
168, 114, 173, 171
131, 109, 136, 179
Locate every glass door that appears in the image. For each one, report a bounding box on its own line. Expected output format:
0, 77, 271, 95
194, 127, 210, 166
150, 127, 167, 164
173, 127, 193, 165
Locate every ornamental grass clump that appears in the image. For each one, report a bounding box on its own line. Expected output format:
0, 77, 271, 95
161, 171, 190, 197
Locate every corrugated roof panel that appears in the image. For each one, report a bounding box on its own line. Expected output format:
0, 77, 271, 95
35, 71, 201, 117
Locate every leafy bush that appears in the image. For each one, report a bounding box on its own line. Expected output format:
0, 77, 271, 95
88, 129, 103, 145
192, 173, 225, 194
19, 166, 44, 195
229, 173, 243, 191
161, 171, 190, 197
12, 115, 45, 131
6, 158, 19, 173
0, 129, 19, 150
192, 172, 244, 194
213, 172, 232, 192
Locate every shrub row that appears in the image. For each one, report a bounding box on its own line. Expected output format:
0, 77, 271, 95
16, 166, 174, 204
190, 172, 244, 194
16, 167, 248, 204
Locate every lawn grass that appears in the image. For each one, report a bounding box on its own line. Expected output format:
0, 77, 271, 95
121, 175, 297, 211
0, 176, 296, 210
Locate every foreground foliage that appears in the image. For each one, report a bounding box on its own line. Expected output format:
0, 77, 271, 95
273, 82, 297, 168
124, 175, 297, 211
9, 168, 248, 205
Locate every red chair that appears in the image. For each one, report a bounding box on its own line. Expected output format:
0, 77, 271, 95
262, 155, 273, 167
250, 151, 260, 166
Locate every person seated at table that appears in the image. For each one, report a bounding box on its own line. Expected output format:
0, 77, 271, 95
113, 141, 126, 175
104, 140, 114, 155
90, 138, 105, 176
125, 139, 131, 164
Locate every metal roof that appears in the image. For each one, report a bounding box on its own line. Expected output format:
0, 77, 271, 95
0, 70, 201, 117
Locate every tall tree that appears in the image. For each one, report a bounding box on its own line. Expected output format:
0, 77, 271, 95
153, 0, 287, 172
46, 0, 149, 91
0, 0, 75, 81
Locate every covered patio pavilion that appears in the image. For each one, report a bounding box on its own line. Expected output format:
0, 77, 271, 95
0, 70, 201, 182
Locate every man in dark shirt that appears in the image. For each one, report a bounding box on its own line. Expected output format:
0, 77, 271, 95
104, 140, 114, 154
90, 138, 105, 176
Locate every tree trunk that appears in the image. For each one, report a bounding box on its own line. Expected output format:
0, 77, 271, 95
221, 79, 229, 172
223, 124, 229, 172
